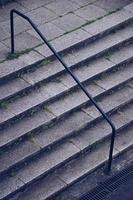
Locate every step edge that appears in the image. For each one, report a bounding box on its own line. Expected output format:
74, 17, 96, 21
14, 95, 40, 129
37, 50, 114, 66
0, 77, 132, 150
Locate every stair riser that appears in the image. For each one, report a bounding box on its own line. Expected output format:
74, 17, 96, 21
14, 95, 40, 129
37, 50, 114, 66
49, 141, 133, 200
44, 18, 133, 62
0, 77, 132, 150
0, 58, 44, 85
0, 54, 133, 110
1, 98, 132, 177
19, 37, 133, 83
0, 56, 132, 129
0, 27, 132, 84
0, 11, 133, 200
2, 121, 132, 200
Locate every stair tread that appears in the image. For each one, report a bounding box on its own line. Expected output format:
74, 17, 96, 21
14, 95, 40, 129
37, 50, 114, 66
0, 42, 132, 105
71, 104, 133, 151
95, 62, 133, 90
0, 10, 133, 200
0, 64, 132, 150
57, 124, 133, 186
0, 51, 44, 80
0, 142, 79, 200
35, 9, 133, 58
0, 109, 55, 149
10, 129, 133, 200
0, 53, 132, 127
23, 25, 133, 85
0, 78, 30, 102
0, 9, 132, 84
0, 106, 132, 200
0, 83, 132, 175
82, 9, 133, 35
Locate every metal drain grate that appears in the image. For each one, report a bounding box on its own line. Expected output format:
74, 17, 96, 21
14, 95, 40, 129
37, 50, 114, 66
79, 164, 133, 200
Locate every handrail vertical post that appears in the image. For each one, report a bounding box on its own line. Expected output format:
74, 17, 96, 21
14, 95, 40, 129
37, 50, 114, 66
10, 10, 15, 54
107, 128, 116, 173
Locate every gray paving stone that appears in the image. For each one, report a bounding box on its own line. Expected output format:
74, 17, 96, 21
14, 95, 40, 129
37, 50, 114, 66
33, 110, 92, 148
82, 23, 133, 56
0, 108, 15, 125
83, 86, 133, 119
0, 15, 4, 23
0, 58, 25, 79
15, 142, 79, 184
106, 44, 133, 65
39, 79, 68, 97
22, 47, 111, 87
7, 88, 50, 116
35, 43, 52, 58
116, 23, 133, 39
1, 17, 31, 35
16, 0, 53, 10
0, 175, 24, 200
58, 124, 132, 185
0, 140, 40, 174
71, 0, 97, 6
22, 61, 63, 85
3, 32, 41, 51
70, 122, 110, 150
19, 50, 44, 65
124, 2, 133, 13
115, 125, 133, 152
58, 141, 118, 185
94, 0, 132, 12
51, 13, 86, 32
0, 24, 10, 40
36, 22, 133, 67
0, 42, 9, 61
46, 90, 87, 117
46, 82, 104, 116
110, 105, 132, 129
119, 103, 133, 121
14, 174, 66, 200
35, 28, 90, 57
95, 63, 133, 90
74, 4, 107, 21
27, 7, 57, 25
27, 22, 65, 41
0, 50, 43, 79
50, 27, 91, 51
59, 57, 113, 88
127, 80, 133, 88
0, 78, 30, 101
0, 1, 28, 21
82, 9, 133, 35
46, 0, 80, 16
74, 58, 113, 80
0, 109, 55, 149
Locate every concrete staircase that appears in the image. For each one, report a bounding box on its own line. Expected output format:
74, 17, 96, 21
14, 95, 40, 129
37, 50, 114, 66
0, 8, 133, 200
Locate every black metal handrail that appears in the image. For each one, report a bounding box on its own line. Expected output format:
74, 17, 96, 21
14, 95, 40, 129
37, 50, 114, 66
10, 9, 116, 173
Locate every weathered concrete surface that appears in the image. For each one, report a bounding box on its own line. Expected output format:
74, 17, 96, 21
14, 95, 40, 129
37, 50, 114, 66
0, 0, 132, 62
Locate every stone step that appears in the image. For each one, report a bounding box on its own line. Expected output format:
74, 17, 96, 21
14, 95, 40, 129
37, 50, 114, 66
0, 41, 132, 103
0, 9, 133, 200
22, 25, 133, 85
35, 9, 133, 58
0, 63, 132, 150
0, 16, 132, 83
53, 124, 133, 200
0, 103, 132, 200
9, 122, 133, 200
0, 82, 132, 176
0, 49, 132, 128
11, 145, 133, 200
